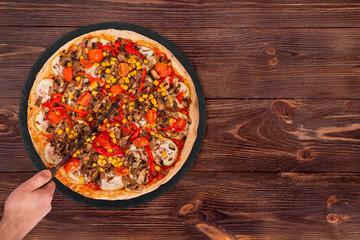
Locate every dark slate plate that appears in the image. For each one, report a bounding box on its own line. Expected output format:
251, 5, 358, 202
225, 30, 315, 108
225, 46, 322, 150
19, 22, 206, 209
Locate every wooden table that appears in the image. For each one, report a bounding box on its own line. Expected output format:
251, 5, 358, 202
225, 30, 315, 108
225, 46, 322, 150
1, 1, 360, 239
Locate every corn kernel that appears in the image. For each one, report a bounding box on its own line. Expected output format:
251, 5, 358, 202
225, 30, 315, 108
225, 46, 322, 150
159, 83, 164, 88
155, 165, 161, 171
106, 79, 111, 83
144, 59, 149, 63
106, 105, 110, 110
127, 59, 131, 63
106, 61, 110, 67
109, 132, 115, 138
157, 88, 162, 92
103, 52, 107, 57
101, 62, 107, 67
99, 167, 104, 172
105, 68, 111, 74
142, 94, 148, 99
130, 55, 136, 59
138, 97, 144, 102
136, 65, 142, 70
129, 106, 133, 111
68, 134, 74, 139
80, 56, 84, 60
115, 123, 120, 127
152, 108, 157, 112
150, 123, 156, 128
184, 79, 188, 84
151, 99, 157, 105
97, 160, 101, 165
99, 155, 104, 159
78, 106, 83, 110
78, 176, 84, 182
149, 94, 154, 100
144, 99, 149, 104
161, 151, 168, 157
91, 135, 96, 140
107, 148, 113, 153
74, 132, 78, 137
169, 96, 174, 101
86, 137, 91, 142
127, 116, 132, 121
124, 78, 129, 84
106, 84, 110, 88
158, 135, 164, 140
73, 45, 78, 50
110, 61, 115, 65
94, 62, 99, 67
111, 57, 117, 62
57, 129, 63, 134
150, 131, 155, 135
75, 149, 81, 155
112, 138, 116, 144
108, 92, 113, 97
126, 149, 130, 153
91, 91, 97, 96
122, 119, 127, 124
119, 161, 123, 166
102, 159, 106, 165
122, 105, 126, 109
123, 85, 128, 90
69, 93, 74, 99
85, 48, 89, 54
75, 76, 81, 81
106, 123, 110, 127
111, 78, 117, 83
72, 153, 77, 158
98, 70, 102, 74
161, 91, 167, 97
111, 159, 116, 165
91, 82, 98, 88
98, 109, 102, 113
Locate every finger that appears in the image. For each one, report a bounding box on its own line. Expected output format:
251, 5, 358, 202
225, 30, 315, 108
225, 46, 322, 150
22, 170, 52, 191
41, 180, 56, 195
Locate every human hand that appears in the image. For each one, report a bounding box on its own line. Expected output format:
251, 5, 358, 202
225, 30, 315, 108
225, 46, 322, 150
0, 170, 55, 240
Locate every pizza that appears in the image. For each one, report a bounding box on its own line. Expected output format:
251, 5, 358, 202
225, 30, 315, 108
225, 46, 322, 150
27, 29, 199, 200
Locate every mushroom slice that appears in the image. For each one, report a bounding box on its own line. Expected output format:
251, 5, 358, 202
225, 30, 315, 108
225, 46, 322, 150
51, 53, 66, 76
153, 138, 179, 166
34, 110, 49, 133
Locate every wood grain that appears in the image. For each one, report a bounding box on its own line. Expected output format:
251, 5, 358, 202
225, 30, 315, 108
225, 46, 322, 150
2, 1, 360, 28
1, 172, 360, 239
2, 99, 360, 173
2, 27, 360, 99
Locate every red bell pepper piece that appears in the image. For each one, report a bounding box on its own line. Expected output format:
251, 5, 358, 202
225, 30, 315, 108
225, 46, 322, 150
145, 146, 156, 177
176, 92, 185, 104
171, 139, 185, 150
125, 44, 143, 60
169, 71, 175, 86
114, 41, 121, 54
77, 72, 104, 85
137, 69, 147, 94
109, 97, 121, 101
62, 111, 72, 130
61, 104, 89, 115
128, 123, 140, 143
98, 43, 116, 56
122, 39, 135, 47
88, 181, 100, 190
118, 123, 134, 134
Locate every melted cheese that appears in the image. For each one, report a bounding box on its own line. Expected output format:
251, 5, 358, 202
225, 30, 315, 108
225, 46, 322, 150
175, 82, 190, 108
35, 78, 54, 103
50, 53, 64, 76
44, 143, 62, 165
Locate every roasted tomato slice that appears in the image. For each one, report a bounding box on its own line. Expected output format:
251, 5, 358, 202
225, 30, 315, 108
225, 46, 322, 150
77, 92, 92, 106
98, 137, 111, 150
80, 59, 93, 68
155, 63, 172, 78
118, 63, 129, 77
173, 118, 186, 132
48, 110, 61, 125
133, 136, 149, 147
115, 166, 129, 176
64, 158, 79, 172
63, 67, 73, 82
110, 85, 123, 95
88, 49, 104, 62
146, 109, 157, 125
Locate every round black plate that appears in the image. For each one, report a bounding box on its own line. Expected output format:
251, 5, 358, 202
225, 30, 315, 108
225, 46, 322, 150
19, 22, 206, 209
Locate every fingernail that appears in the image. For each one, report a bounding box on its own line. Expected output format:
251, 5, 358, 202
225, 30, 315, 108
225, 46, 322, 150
41, 170, 51, 178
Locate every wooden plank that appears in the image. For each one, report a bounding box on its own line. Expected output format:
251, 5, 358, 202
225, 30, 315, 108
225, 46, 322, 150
0, 172, 359, 239
2, 1, 360, 28
2, 99, 360, 173
2, 27, 360, 99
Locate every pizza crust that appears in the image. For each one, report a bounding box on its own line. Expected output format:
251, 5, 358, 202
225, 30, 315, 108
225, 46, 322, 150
28, 29, 199, 200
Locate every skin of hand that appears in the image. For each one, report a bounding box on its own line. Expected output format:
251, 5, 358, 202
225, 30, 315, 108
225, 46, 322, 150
0, 170, 55, 240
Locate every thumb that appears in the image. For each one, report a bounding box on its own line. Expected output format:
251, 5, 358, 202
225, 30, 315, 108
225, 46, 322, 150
23, 170, 52, 191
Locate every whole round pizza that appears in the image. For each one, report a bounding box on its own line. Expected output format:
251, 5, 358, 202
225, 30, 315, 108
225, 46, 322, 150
26, 28, 199, 200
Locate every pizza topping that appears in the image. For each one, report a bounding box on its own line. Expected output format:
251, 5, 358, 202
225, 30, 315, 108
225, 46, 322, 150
63, 67, 73, 82
77, 92, 92, 106
88, 48, 104, 62
80, 59, 93, 68
64, 158, 80, 172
